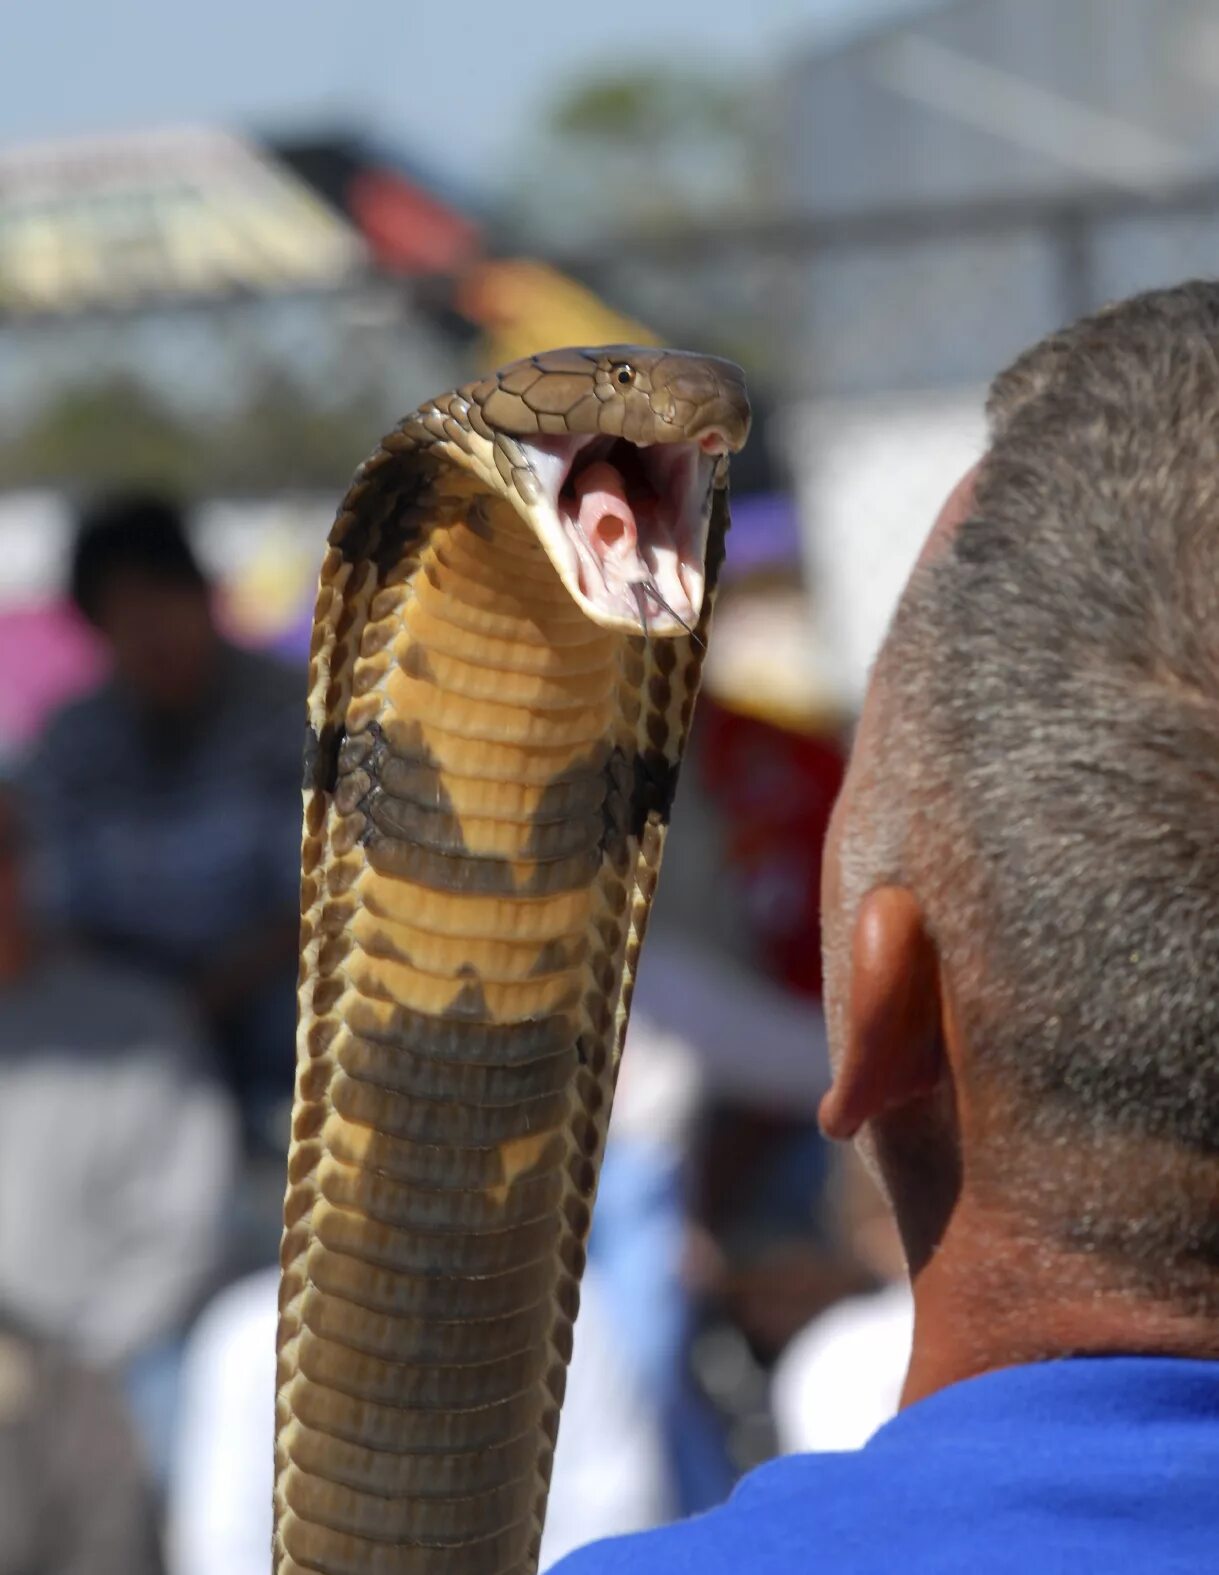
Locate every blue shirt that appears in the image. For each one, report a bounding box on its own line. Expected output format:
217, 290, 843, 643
553, 1357, 1219, 1574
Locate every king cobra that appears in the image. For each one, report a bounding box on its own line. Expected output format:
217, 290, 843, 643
277, 344, 751, 1574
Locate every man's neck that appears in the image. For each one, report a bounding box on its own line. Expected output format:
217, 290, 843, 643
901, 1190, 1219, 1407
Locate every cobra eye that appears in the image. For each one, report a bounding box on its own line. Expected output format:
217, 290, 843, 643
614, 364, 634, 386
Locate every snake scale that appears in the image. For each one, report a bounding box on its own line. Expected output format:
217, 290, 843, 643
276, 344, 751, 1575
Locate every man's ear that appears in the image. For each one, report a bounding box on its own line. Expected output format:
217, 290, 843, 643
820, 885, 945, 1141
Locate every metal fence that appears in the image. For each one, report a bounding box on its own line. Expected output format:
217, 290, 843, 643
563, 173, 1219, 404
560, 175, 1219, 708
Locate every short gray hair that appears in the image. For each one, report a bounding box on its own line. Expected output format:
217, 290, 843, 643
856, 281, 1219, 1271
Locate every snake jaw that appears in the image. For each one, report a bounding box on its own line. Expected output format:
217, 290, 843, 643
511, 431, 719, 636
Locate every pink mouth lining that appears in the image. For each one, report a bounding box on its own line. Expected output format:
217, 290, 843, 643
516, 432, 718, 636
570, 460, 642, 576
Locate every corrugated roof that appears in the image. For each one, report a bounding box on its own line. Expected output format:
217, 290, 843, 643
794, 0, 972, 63
0, 126, 368, 316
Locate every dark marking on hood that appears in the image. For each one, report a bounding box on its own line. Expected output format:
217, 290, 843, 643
303, 721, 344, 795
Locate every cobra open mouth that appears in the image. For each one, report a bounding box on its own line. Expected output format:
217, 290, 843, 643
514, 431, 728, 637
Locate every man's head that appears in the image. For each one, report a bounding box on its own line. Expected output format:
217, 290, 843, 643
70, 494, 216, 713
822, 280, 1219, 1301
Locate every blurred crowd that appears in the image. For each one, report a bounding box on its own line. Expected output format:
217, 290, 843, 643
0, 490, 910, 1571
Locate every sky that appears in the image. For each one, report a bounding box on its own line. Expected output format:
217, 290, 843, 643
0, 0, 928, 193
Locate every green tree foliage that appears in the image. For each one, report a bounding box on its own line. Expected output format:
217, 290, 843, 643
0, 377, 206, 494
549, 70, 749, 149
507, 64, 766, 244
0, 371, 387, 496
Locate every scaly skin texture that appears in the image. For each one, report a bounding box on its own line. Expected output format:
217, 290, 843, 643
276, 346, 750, 1575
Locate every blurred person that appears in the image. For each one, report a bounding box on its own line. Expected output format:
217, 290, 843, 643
167, 1263, 669, 1575
770, 1150, 912, 1454
651, 638, 852, 1498
694, 692, 845, 1001
0, 777, 237, 1479
555, 283, 1219, 1573
674, 1103, 875, 1509
770, 1279, 912, 1456
596, 925, 833, 1396
591, 925, 834, 1514
22, 493, 304, 1144
0, 1312, 163, 1574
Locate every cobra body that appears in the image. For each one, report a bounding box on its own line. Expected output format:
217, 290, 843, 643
276, 345, 750, 1575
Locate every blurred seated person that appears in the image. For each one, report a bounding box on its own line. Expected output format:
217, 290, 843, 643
0, 778, 237, 1477
771, 1150, 912, 1455
22, 493, 304, 1145
555, 282, 1219, 1571
0, 1312, 164, 1575
594, 926, 839, 1514
167, 1263, 669, 1575
673, 1102, 876, 1510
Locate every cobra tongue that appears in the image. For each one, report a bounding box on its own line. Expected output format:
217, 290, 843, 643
571, 460, 649, 585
